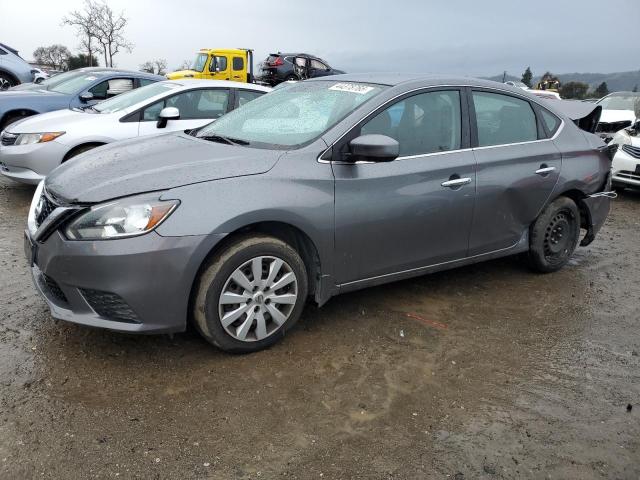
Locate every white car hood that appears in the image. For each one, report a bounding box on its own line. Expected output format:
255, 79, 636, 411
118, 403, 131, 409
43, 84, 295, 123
599, 109, 636, 124
6, 109, 106, 134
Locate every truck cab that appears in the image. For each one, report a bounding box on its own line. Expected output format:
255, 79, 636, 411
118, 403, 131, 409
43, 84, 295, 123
167, 49, 254, 83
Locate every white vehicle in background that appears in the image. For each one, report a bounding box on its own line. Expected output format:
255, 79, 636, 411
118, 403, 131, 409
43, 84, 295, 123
609, 101, 640, 190
595, 91, 640, 139
504, 80, 529, 90
503, 81, 562, 100
0, 79, 270, 184
32, 68, 49, 84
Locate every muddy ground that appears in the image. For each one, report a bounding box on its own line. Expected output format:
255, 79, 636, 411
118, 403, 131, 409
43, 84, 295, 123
0, 176, 638, 480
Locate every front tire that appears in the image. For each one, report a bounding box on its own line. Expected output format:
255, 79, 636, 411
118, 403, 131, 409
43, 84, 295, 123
193, 235, 308, 353
527, 196, 580, 273
0, 73, 16, 91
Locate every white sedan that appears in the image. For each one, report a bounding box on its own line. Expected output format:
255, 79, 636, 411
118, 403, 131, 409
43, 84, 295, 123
0, 80, 270, 184
610, 126, 640, 189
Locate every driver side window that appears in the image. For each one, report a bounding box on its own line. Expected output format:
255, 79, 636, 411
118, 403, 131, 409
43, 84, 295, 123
361, 90, 462, 157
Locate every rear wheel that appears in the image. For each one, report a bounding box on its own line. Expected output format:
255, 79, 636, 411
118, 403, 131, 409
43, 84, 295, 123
0, 73, 16, 91
193, 235, 308, 353
527, 196, 580, 273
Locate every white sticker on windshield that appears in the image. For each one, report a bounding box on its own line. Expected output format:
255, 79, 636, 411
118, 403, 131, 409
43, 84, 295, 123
329, 83, 374, 95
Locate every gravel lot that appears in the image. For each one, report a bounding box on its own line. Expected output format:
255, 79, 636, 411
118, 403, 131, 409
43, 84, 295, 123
0, 176, 638, 479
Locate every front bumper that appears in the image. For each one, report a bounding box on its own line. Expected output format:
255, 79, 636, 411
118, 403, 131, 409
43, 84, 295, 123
611, 149, 640, 187
0, 140, 69, 184
25, 228, 224, 333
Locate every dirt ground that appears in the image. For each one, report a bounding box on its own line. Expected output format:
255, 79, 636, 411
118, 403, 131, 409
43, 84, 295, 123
0, 176, 638, 480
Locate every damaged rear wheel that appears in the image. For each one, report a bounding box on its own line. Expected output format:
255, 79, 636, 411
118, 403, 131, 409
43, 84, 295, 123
526, 196, 580, 273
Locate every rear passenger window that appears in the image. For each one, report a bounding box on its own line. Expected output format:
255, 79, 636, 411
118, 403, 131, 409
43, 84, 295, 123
540, 108, 561, 137
472, 91, 537, 147
361, 90, 461, 157
232, 57, 244, 71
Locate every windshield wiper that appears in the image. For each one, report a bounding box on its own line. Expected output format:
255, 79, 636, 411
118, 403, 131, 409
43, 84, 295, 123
199, 134, 249, 146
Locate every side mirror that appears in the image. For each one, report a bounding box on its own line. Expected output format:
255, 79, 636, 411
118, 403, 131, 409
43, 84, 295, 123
79, 92, 94, 103
157, 107, 180, 128
348, 134, 399, 162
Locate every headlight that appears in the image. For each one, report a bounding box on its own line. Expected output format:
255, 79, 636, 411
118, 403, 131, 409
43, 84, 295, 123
15, 132, 65, 145
610, 130, 631, 147
65, 193, 179, 240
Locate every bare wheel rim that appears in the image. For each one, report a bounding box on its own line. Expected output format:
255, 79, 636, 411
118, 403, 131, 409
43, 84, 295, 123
218, 255, 298, 342
543, 210, 575, 261
0, 77, 12, 90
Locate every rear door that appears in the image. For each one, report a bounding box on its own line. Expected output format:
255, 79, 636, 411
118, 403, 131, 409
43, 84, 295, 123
137, 88, 231, 136
309, 59, 331, 78
333, 88, 476, 284
468, 89, 562, 255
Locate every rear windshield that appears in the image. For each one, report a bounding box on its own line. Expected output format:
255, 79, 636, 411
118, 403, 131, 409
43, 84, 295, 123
196, 80, 386, 149
597, 94, 640, 111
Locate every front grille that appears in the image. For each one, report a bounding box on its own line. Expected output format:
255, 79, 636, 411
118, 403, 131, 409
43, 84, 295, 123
1, 131, 17, 146
80, 289, 140, 323
596, 120, 632, 133
621, 144, 640, 159
39, 273, 68, 304
35, 190, 57, 227
616, 170, 640, 181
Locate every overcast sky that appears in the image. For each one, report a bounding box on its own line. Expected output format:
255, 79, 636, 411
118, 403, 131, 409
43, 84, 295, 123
1, 0, 639, 77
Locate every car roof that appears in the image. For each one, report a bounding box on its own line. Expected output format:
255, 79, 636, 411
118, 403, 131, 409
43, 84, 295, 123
306, 72, 526, 89
164, 79, 271, 92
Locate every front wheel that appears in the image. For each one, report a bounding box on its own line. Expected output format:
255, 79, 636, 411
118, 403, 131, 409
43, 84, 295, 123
0, 73, 16, 91
526, 196, 580, 273
193, 235, 308, 353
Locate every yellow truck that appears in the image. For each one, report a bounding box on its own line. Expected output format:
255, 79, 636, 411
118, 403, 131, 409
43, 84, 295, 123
167, 48, 254, 83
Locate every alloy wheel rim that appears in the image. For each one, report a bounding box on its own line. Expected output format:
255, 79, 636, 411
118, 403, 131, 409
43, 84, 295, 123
218, 256, 298, 342
0, 78, 11, 90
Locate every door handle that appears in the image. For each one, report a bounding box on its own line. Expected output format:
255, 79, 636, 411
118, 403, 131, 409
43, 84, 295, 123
441, 177, 472, 188
535, 166, 556, 175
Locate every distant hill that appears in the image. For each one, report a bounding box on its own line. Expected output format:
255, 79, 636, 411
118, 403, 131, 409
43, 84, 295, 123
485, 71, 640, 92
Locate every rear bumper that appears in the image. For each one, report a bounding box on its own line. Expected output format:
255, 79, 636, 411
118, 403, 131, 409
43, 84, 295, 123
26, 228, 225, 333
579, 173, 613, 247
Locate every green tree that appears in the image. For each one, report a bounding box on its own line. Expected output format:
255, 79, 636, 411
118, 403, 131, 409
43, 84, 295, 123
66, 53, 99, 70
593, 82, 609, 98
33, 44, 71, 70
521, 66, 533, 88
559, 81, 589, 100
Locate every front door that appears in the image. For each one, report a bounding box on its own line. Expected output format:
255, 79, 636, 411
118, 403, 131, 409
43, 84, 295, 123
333, 89, 477, 284
208, 54, 230, 81
468, 89, 562, 255
137, 88, 231, 136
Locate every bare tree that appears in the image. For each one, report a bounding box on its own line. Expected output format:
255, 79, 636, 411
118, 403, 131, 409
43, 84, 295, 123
33, 45, 72, 70
61, 0, 99, 67
178, 59, 192, 71
62, 0, 132, 68
140, 59, 167, 76
93, 1, 133, 67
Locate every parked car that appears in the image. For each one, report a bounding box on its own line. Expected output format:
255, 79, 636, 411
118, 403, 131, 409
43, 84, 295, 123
0, 43, 35, 89
0, 80, 270, 184
0, 68, 163, 131
25, 75, 613, 353
259, 53, 344, 86
595, 91, 640, 139
609, 120, 640, 189
32, 68, 49, 84
8, 67, 113, 92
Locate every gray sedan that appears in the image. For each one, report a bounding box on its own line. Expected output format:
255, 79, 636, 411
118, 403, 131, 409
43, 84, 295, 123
25, 74, 614, 353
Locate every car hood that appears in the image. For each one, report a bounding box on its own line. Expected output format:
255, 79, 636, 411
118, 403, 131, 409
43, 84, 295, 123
6, 108, 93, 133
166, 70, 197, 80
45, 132, 283, 204
599, 109, 636, 123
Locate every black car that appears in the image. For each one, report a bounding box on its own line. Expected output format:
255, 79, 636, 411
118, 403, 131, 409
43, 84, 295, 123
259, 53, 344, 86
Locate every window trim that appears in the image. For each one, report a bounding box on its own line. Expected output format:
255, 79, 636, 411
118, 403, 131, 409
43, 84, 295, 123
329, 86, 470, 162
468, 87, 543, 149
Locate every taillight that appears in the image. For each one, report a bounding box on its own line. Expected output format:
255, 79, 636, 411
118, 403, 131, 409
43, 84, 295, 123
270, 57, 284, 67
